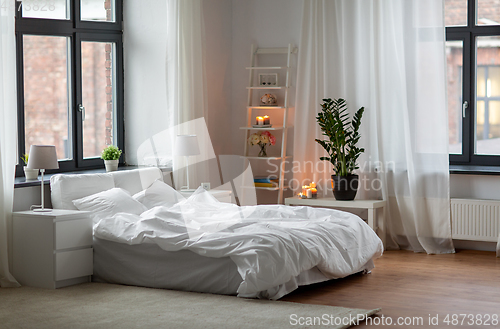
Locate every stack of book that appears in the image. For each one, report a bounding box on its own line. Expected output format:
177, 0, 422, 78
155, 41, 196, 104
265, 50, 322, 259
254, 176, 279, 188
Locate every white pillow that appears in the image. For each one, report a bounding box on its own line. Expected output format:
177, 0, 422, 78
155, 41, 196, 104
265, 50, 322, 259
50, 173, 115, 210
186, 186, 220, 204
133, 179, 185, 209
73, 188, 147, 220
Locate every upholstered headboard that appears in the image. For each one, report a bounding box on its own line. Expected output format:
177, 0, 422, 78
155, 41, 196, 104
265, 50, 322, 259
50, 167, 164, 210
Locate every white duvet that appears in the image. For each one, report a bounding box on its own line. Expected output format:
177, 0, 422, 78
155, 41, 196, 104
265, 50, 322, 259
93, 190, 383, 299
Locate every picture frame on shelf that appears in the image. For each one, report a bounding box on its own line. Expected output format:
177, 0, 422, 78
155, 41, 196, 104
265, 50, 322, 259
258, 73, 278, 87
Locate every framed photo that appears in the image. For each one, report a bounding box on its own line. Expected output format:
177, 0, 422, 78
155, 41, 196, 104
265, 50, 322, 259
258, 73, 278, 87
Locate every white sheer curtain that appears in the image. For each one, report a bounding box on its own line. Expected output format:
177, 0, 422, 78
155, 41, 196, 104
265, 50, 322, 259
167, 0, 213, 189
0, 5, 20, 287
294, 0, 454, 254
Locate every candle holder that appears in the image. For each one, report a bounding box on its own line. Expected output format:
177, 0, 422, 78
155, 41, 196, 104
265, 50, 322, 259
254, 116, 272, 128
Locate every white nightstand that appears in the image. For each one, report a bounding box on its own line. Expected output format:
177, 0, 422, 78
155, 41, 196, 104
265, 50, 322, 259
180, 189, 233, 203
12, 209, 93, 289
285, 197, 386, 248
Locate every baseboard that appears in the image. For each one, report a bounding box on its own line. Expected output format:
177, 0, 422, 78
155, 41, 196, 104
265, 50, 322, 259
453, 239, 497, 252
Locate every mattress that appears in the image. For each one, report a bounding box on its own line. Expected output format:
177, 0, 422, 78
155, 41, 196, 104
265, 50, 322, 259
92, 237, 339, 296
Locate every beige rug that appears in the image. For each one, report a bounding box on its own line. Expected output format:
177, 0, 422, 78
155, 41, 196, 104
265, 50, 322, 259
0, 283, 380, 329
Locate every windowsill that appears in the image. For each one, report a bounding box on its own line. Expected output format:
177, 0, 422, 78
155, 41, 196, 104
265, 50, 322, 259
14, 165, 164, 188
450, 165, 500, 175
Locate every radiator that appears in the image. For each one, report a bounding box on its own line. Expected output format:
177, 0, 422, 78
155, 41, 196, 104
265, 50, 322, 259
451, 199, 500, 242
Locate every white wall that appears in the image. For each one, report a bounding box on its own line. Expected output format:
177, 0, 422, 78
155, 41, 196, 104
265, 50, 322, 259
450, 174, 500, 200
13, 0, 500, 251
123, 0, 232, 166
202, 0, 233, 156
230, 0, 303, 154
123, 0, 302, 168
123, 0, 169, 165
230, 0, 303, 203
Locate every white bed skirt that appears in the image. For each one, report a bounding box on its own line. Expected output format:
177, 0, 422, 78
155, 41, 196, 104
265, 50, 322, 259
92, 237, 375, 298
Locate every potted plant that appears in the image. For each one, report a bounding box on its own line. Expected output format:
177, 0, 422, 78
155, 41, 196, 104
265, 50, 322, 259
315, 98, 365, 200
101, 145, 122, 172
21, 153, 39, 180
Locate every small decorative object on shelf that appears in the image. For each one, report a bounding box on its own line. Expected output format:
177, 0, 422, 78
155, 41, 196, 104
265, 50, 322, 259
101, 145, 122, 172
297, 192, 307, 199
254, 176, 278, 188
259, 73, 278, 86
260, 93, 277, 106
248, 131, 276, 157
21, 153, 38, 181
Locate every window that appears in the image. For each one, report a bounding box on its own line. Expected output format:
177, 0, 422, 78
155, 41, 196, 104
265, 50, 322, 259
16, 0, 123, 176
446, 0, 500, 166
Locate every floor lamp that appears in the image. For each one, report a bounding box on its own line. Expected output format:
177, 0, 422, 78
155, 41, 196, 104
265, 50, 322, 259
27, 145, 59, 212
174, 135, 200, 192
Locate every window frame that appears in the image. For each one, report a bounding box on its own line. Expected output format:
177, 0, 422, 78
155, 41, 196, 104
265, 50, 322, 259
447, 0, 500, 166
15, 0, 124, 177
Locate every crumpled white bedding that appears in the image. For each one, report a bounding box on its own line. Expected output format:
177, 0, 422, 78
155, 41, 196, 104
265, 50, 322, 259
93, 189, 384, 299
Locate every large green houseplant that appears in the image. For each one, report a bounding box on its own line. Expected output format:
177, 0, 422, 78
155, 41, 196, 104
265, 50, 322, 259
315, 98, 365, 200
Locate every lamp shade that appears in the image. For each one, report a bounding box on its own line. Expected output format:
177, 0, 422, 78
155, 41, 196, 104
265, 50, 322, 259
174, 135, 200, 156
27, 145, 59, 170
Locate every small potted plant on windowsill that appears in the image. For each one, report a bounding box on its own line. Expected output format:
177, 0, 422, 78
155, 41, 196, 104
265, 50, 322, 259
315, 98, 365, 200
101, 145, 122, 172
21, 153, 39, 180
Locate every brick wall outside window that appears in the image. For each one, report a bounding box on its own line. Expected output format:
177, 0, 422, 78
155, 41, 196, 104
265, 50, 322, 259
23, 0, 114, 160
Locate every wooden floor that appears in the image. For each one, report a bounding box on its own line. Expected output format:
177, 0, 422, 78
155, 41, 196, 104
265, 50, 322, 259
282, 250, 500, 328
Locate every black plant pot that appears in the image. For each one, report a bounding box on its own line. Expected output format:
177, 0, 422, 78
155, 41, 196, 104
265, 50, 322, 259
331, 175, 359, 201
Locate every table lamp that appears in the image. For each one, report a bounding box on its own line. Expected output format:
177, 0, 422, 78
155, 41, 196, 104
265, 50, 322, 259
174, 135, 200, 191
27, 145, 59, 212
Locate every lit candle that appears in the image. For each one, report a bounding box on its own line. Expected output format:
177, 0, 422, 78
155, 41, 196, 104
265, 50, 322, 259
302, 185, 309, 195
263, 115, 270, 125
306, 188, 312, 199
311, 187, 317, 198
256, 116, 264, 126
310, 182, 316, 189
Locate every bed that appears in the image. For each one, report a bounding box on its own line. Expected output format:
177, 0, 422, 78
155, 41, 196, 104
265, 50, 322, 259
50, 167, 383, 300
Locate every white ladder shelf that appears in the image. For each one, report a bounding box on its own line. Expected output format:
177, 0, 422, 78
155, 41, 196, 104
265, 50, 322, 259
242, 44, 297, 204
